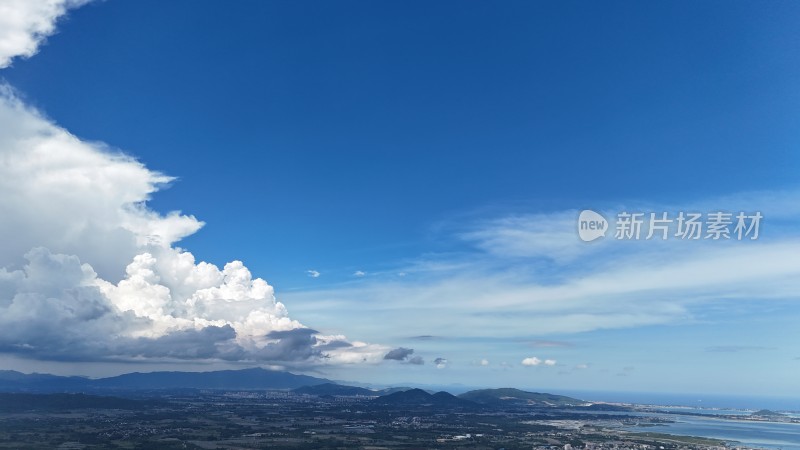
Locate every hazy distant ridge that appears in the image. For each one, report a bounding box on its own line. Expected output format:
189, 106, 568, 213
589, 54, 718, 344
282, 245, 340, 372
0, 368, 330, 392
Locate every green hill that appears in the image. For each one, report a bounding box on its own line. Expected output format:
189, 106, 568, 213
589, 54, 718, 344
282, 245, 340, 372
752, 409, 787, 417
458, 388, 581, 406
373, 388, 476, 408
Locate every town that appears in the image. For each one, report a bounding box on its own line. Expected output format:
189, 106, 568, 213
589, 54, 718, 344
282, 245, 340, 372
0, 387, 765, 449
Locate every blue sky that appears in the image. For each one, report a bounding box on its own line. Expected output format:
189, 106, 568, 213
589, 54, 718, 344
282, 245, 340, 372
0, 0, 799, 398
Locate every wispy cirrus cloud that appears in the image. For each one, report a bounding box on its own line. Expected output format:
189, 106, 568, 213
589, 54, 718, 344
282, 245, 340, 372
285, 189, 800, 348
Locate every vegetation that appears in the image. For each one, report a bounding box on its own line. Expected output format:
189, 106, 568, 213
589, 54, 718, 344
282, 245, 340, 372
458, 388, 582, 406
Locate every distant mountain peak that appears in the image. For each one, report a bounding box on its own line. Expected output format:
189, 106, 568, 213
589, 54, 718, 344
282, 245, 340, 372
372, 388, 476, 408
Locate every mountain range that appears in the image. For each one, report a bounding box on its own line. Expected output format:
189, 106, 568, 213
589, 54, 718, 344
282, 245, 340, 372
372, 388, 477, 408
293, 382, 377, 396
0, 368, 330, 392
292, 383, 426, 397
0, 368, 584, 408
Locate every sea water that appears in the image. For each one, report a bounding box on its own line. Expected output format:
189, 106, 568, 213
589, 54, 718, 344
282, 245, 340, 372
558, 391, 800, 449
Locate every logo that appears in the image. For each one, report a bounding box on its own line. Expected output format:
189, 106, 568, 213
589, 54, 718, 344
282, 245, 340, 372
576, 209, 762, 242
578, 210, 608, 242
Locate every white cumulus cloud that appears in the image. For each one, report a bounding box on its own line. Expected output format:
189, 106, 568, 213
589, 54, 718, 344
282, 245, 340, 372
0, 0, 89, 68
0, 5, 387, 367
0, 85, 202, 280
521, 357, 556, 367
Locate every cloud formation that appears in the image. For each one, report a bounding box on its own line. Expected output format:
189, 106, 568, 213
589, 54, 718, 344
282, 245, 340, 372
0, 6, 386, 367
521, 357, 556, 367
461, 211, 591, 262
0, 211, 384, 365
521, 357, 541, 366
382, 348, 425, 365
286, 188, 800, 345
0, 86, 200, 280
383, 347, 414, 361
0, 0, 88, 68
